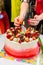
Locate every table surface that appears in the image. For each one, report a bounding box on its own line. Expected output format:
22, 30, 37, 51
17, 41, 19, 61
0, 34, 43, 65
0, 58, 32, 65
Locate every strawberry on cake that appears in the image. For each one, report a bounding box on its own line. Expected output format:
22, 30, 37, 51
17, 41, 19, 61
4, 27, 40, 58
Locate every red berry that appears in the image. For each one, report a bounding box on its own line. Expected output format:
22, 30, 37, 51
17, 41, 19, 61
6, 34, 11, 39
25, 33, 31, 38
31, 33, 35, 37
35, 32, 40, 37
18, 40, 22, 44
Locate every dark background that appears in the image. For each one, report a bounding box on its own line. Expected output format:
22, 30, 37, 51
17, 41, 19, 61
4, 0, 14, 27
4, 0, 11, 22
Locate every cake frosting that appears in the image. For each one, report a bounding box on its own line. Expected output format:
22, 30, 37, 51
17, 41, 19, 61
5, 37, 38, 51
4, 27, 40, 58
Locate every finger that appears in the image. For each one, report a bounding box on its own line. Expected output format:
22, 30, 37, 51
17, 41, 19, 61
14, 23, 20, 26
31, 22, 38, 26
14, 20, 21, 27
34, 15, 38, 19
29, 21, 37, 26
30, 21, 35, 24
14, 16, 19, 22
30, 23, 36, 26
14, 19, 19, 24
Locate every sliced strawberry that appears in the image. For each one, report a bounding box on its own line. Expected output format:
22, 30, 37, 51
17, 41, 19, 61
26, 30, 30, 34
32, 32, 39, 37
25, 37, 30, 42
12, 31, 14, 34
20, 35, 24, 42
25, 33, 31, 38
31, 33, 35, 37
35, 32, 40, 38
16, 34, 21, 38
10, 28, 14, 34
18, 30, 21, 33
32, 36, 36, 40
18, 40, 22, 44
10, 36, 14, 41
14, 30, 18, 35
27, 27, 31, 31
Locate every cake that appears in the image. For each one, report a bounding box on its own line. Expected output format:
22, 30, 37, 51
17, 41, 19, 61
4, 27, 40, 58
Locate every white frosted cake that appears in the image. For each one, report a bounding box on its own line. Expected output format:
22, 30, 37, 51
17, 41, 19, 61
4, 27, 40, 58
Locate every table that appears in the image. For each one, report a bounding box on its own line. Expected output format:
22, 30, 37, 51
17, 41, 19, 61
0, 58, 32, 65
0, 34, 43, 65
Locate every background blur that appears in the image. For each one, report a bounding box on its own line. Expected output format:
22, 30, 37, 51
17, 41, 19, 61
4, 0, 22, 27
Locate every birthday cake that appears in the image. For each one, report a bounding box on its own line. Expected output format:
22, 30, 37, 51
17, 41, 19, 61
4, 27, 40, 58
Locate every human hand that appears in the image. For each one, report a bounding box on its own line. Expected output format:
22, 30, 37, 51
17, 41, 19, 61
14, 16, 23, 27
28, 15, 40, 26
